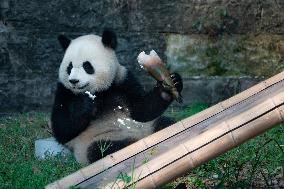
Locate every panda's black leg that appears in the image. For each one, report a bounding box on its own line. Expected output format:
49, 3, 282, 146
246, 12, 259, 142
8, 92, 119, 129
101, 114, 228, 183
87, 139, 136, 163
153, 116, 176, 132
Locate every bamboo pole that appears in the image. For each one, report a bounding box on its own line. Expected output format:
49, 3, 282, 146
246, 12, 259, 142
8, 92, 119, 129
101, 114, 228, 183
110, 93, 284, 189
46, 71, 284, 189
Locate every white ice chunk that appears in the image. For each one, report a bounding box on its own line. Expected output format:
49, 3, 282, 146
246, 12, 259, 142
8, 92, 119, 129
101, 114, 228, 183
35, 137, 71, 159
85, 91, 96, 100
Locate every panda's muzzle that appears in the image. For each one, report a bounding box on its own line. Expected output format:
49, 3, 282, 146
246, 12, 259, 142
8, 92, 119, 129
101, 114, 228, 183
69, 79, 89, 89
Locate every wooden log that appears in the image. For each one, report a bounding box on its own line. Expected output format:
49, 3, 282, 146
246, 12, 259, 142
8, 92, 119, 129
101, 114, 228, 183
46, 71, 284, 189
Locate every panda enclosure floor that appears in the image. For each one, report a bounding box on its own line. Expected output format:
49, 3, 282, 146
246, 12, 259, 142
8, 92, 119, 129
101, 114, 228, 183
0, 106, 283, 189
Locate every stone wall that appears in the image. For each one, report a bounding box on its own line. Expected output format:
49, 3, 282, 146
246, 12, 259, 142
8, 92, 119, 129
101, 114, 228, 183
0, 0, 284, 112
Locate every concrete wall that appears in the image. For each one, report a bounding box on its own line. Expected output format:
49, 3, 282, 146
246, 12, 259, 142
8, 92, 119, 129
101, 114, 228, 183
0, 0, 284, 112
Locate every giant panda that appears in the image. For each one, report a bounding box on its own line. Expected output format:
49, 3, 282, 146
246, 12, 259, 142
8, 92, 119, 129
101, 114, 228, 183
51, 29, 183, 165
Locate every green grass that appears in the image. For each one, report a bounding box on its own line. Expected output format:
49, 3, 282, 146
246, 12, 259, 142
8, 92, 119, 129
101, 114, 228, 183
0, 104, 283, 188
0, 113, 81, 189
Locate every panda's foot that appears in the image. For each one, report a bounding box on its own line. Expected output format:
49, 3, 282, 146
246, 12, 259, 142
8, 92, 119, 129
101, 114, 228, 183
87, 139, 136, 163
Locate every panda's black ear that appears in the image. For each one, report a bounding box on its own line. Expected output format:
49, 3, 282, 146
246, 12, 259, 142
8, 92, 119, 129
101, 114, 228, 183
58, 35, 71, 51
102, 29, 117, 49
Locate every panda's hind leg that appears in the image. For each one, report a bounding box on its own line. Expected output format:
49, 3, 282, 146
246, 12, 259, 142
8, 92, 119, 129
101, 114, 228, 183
87, 138, 136, 163
153, 116, 176, 132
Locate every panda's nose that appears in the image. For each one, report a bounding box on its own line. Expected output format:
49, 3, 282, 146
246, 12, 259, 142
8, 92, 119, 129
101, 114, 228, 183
69, 79, 79, 85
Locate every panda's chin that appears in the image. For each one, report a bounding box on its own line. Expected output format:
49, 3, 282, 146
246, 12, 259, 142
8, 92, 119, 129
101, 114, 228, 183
77, 83, 89, 89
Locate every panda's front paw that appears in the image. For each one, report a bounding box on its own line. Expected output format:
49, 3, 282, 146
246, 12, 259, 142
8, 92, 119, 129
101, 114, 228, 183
158, 73, 183, 101
70, 94, 96, 117
81, 93, 97, 114
170, 73, 183, 93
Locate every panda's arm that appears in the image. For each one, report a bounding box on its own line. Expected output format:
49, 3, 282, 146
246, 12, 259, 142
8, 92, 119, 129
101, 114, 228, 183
51, 83, 97, 144
121, 72, 175, 122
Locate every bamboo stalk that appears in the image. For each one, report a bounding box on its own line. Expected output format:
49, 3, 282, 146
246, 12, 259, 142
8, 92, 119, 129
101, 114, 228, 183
106, 92, 284, 189
46, 71, 284, 189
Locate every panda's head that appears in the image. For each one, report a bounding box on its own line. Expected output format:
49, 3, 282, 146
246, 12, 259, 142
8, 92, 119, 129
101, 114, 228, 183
58, 29, 126, 94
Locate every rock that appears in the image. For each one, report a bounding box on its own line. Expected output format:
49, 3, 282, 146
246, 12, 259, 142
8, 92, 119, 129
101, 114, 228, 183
0, 0, 284, 112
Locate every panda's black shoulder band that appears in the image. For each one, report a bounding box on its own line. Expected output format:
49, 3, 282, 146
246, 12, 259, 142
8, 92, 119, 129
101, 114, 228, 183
102, 29, 117, 49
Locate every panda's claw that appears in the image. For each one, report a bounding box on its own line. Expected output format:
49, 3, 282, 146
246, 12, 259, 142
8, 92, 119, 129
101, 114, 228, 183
169, 73, 183, 93
172, 78, 178, 83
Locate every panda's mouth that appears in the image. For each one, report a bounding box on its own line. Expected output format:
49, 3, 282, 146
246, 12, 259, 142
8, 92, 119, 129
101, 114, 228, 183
76, 83, 89, 90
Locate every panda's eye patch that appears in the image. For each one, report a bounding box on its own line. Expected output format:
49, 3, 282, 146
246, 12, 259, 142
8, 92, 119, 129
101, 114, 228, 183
67, 62, 73, 75
83, 61, 95, 74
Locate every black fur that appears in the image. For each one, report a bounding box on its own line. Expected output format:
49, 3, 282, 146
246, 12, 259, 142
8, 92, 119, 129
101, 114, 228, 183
67, 62, 72, 75
153, 116, 175, 132
87, 139, 136, 163
83, 61, 95, 74
58, 35, 71, 51
51, 83, 97, 144
124, 72, 171, 121
101, 29, 117, 49
174, 183, 187, 189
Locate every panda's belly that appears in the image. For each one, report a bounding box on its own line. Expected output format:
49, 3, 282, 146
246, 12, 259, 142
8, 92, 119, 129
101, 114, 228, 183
66, 109, 155, 164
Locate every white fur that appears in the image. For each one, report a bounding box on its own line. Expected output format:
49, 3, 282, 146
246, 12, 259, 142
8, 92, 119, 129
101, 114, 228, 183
59, 34, 126, 94
114, 65, 127, 85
